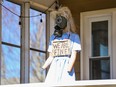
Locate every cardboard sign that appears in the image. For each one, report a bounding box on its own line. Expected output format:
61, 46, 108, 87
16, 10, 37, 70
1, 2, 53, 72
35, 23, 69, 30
52, 39, 71, 57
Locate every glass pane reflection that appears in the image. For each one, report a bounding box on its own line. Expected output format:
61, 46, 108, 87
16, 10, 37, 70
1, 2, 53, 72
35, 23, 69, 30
90, 58, 110, 79
30, 50, 46, 83
1, 45, 20, 84
92, 21, 108, 56
2, 1, 20, 45
30, 9, 46, 51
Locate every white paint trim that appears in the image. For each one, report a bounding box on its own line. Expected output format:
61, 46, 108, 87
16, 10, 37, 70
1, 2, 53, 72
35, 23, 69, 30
80, 8, 116, 80
0, 80, 116, 87
112, 11, 116, 79
20, 2, 30, 83
0, 0, 2, 84
49, 12, 55, 36
80, 14, 83, 80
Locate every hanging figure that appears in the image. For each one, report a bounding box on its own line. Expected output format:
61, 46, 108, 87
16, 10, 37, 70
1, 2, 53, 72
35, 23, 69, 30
42, 6, 81, 83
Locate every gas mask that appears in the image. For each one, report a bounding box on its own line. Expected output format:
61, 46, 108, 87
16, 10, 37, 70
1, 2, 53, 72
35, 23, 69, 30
54, 16, 67, 37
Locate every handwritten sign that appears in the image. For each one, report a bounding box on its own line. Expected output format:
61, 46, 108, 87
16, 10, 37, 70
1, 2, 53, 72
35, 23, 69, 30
52, 39, 71, 57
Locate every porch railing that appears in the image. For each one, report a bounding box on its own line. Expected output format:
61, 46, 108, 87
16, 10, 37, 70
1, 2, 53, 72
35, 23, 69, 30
0, 79, 116, 87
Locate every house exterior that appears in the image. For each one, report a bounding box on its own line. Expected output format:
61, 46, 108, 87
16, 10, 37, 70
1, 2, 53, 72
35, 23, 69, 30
0, 0, 116, 87
60, 0, 116, 81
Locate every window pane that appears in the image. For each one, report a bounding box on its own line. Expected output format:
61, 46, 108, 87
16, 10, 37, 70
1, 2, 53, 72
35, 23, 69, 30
1, 45, 20, 85
30, 50, 45, 83
30, 9, 46, 51
2, 1, 20, 45
92, 21, 108, 56
90, 58, 110, 80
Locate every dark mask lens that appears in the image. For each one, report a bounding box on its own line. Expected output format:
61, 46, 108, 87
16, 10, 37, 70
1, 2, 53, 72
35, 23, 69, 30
55, 16, 67, 29
54, 16, 67, 37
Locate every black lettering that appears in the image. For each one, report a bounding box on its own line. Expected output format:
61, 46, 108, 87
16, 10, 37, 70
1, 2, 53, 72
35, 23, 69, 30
53, 43, 60, 49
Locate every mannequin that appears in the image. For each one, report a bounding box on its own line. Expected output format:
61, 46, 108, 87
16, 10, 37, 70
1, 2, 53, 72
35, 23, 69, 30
42, 6, 81, 83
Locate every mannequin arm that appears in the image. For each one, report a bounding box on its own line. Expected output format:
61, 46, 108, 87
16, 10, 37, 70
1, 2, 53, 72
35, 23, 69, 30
42, 53, 54, 69
67, 50, 77, 72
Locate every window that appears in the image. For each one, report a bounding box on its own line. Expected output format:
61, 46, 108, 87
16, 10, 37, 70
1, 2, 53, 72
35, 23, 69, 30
1, 1, 21, 85
90, 57, 110, 79
0, 0, 48, 85
80, 9, 115, 80
30, 9, 46, 83
90, 21, 110, 79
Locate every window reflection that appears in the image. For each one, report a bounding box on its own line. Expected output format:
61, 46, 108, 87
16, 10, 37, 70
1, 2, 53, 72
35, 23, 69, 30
30, 50, 45, 83
1, 1, 21, 85
92, 21, 108, 56
90, 58, 110, 79
30, 9, 46, 83
1, 45, 20, 84
90, 20, 110, 80
30, 9, 46, 51
2, 1, 20, 45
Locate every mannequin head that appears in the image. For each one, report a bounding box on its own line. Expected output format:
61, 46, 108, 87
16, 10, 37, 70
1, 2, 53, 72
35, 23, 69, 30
51, 6, 77, 36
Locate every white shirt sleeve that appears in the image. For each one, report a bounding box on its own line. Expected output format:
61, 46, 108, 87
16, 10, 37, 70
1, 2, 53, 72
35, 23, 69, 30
47, 45, 52, 52
72, 34, 81, 51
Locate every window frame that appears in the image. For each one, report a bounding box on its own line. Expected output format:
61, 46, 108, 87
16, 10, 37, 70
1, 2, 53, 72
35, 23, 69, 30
89, 56, 110, 80
0, 0, 50, 84
0, 0, 21, 84
29, 7, 47, 83
80, 9, 114, 80
29, 7, 47, 53
0, 0, 2, 84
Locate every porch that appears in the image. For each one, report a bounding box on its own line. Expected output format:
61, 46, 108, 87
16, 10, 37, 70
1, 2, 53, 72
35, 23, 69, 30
0, 79, 116, 87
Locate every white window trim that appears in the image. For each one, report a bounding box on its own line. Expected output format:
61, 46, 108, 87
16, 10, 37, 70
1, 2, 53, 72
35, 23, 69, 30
80, 8, 116, 80
0, 0, 2, 84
